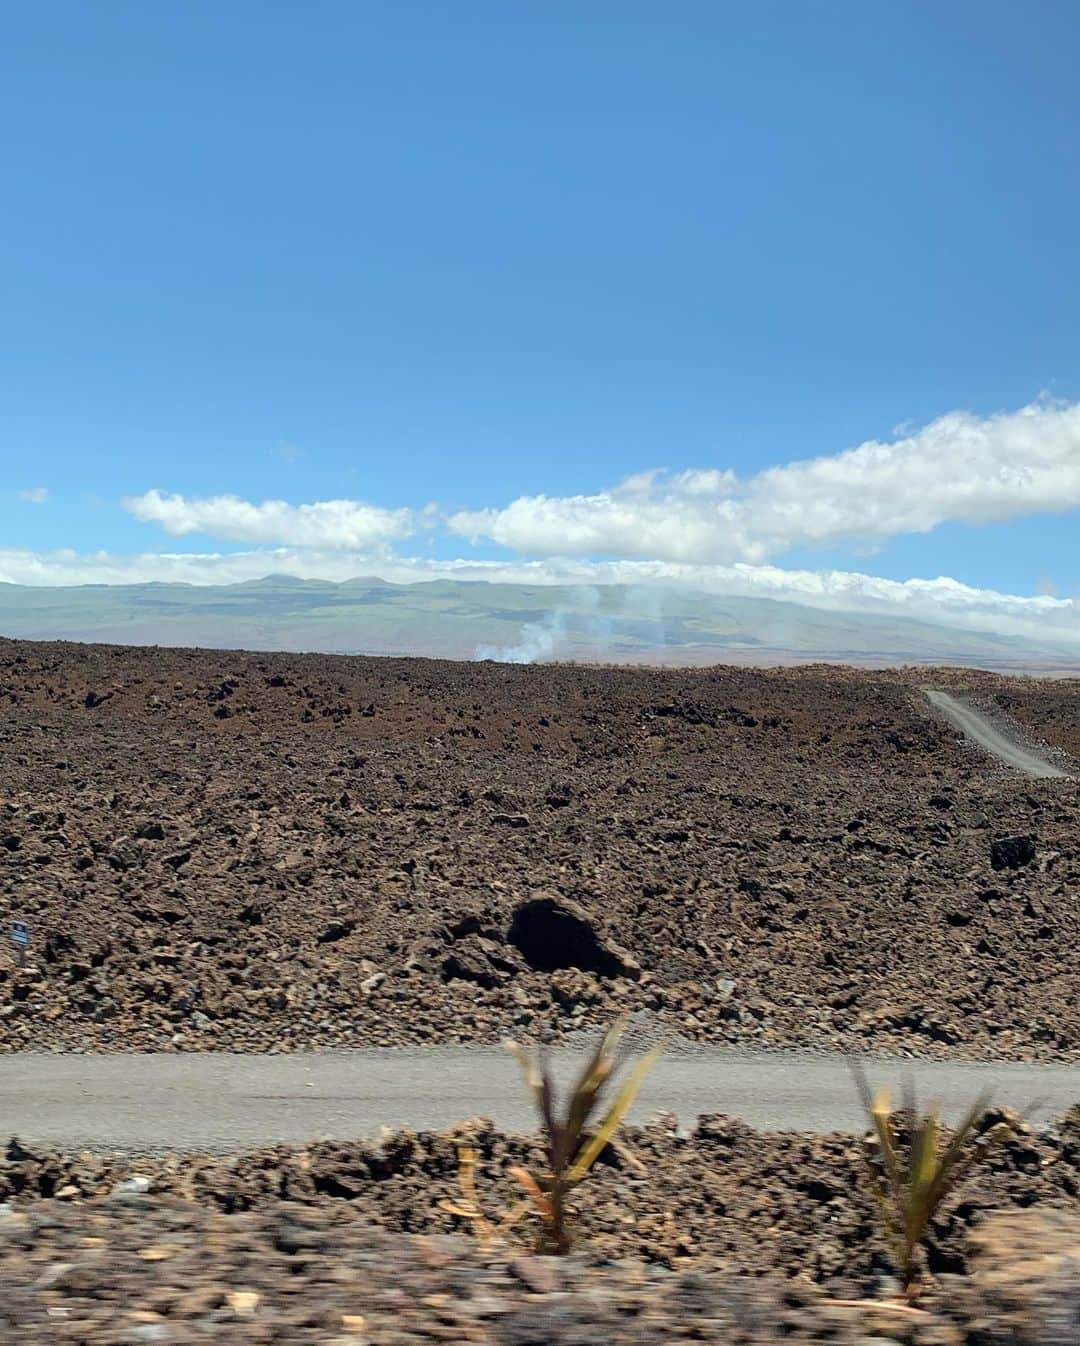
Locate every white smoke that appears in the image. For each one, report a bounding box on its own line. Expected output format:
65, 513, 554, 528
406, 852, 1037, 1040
632, 584, 668, 648
475, 610, 568, 663
473, 586, 667, 664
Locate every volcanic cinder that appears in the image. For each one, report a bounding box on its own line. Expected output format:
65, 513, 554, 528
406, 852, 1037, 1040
0, 637, 1077, 1059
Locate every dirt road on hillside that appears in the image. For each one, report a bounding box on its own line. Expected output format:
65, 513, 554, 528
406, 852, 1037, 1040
925, 688, 1070, 778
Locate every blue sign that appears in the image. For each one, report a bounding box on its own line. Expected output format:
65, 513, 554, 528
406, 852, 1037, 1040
10, 921, 28, 949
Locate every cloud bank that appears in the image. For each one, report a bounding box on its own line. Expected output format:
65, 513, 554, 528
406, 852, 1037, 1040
122, 402, 1080, 565
450, 400, 1080, 562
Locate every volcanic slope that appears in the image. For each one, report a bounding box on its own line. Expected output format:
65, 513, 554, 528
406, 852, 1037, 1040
0, 639, 1076, 1058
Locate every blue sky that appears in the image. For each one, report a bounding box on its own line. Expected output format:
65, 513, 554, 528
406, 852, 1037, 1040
2, 1, 1079, 632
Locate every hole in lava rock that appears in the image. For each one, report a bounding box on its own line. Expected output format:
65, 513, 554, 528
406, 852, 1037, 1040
507, 896, 625, 978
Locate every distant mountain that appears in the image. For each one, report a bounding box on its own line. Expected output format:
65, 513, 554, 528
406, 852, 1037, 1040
0, 575, 1075, 670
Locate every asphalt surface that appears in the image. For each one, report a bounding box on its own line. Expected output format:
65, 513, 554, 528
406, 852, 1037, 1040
2, 1049, 1078, 1153
925, 689, 1071, 779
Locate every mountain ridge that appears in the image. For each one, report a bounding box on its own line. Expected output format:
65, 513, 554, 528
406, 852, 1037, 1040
0, 575, 1076, 671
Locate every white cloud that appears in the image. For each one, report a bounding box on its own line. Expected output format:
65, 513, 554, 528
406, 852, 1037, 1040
120, 401, 1080, 567
448, 400, 1080, 562
17, 487, 49, 504
1, 546, 1078, 651
123, 489, 414, 549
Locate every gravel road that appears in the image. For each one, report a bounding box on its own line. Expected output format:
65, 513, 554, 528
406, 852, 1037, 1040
2, 1049, 1078, 1153
925, 688, 1070, 778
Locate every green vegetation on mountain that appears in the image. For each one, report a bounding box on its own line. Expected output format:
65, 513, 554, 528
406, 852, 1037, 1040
0, 575, 1070, 667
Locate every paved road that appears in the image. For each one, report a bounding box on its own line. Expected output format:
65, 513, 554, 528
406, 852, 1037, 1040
1, 1049, 1078, 1153
925, 689, 1070, 779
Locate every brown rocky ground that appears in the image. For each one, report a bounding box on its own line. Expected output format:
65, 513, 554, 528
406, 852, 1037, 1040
0, 639, 1077, 1058
2, 1111, 1078, 1343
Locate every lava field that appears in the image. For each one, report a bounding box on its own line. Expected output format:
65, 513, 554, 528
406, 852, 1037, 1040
0, 639, 1077, 1058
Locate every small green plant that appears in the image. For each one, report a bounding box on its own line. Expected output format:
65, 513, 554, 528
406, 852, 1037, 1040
505, 1017, 662, 1254
852, 1065, 1010, 1298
